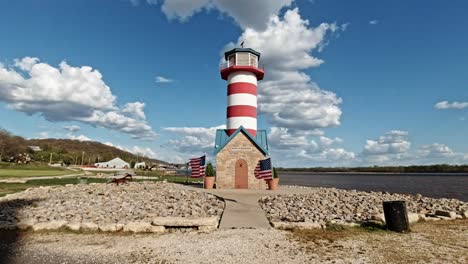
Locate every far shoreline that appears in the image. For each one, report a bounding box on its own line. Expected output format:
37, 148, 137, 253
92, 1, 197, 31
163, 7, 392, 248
279, 171, 468, 176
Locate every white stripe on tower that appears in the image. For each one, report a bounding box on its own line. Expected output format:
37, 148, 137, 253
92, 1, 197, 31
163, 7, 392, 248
228, 72, 257, 85
226, 71, 258, 136
228, 94, 257, 107
226, 117, 257, 130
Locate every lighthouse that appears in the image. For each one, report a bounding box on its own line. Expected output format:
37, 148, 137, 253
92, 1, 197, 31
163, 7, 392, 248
220, 48, 264, 137
214, 47, 269, 190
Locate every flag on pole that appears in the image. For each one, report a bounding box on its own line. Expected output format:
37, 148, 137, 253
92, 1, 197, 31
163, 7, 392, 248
189, 155, 206, 178
254, 158, 273, 180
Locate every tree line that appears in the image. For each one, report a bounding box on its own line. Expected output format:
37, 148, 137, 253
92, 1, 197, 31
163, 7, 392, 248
0, 128, 166, 166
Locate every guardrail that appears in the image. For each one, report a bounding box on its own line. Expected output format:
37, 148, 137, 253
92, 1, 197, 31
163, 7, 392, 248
220, 61, 264, 70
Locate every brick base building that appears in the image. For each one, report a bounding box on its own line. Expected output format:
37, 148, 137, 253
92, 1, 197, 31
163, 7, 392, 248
214, 127, 269, 190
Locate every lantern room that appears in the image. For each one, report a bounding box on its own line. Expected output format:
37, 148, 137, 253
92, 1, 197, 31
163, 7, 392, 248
220, 48, 264, 80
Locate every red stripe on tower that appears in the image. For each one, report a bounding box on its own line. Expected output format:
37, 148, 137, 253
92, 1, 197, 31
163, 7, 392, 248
221, 48, 264, 137
227, 105, 257, 118
227, 82, 257, 95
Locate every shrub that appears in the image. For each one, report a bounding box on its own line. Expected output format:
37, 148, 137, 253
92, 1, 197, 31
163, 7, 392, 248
206, 162, 215, 177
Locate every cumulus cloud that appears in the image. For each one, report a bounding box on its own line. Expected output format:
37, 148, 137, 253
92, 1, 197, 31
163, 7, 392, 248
363, 130, 411, 156
226, 9, 343, 131
38, 131, 49, 139
298, 148, 355, 163
163, 125, 225, 154
103, 141, 158, 159
131, 145, 157, 158
139, 0, 293, 30
319, 136, 343, 146
63, 125, 81, 132
434, 101, 468, 110
0, 57, 157, 140
122, 102, 146, 120
369, 20, 379, 25
69, 134, 92, 142
155, 76, 173, 83
417, 143, 455, 158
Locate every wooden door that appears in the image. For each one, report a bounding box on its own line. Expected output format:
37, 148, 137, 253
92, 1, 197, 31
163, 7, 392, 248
234, 159, 248, 189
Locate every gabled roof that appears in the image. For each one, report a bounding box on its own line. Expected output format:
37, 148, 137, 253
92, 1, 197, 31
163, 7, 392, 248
214, 126, 268, 155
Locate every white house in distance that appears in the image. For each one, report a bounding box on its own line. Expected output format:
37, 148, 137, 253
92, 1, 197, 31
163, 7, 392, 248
95, 157, 130, 169
134, 162, 146, 169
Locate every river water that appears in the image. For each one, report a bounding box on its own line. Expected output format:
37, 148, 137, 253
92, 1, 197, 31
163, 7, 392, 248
279, 172, 468, 201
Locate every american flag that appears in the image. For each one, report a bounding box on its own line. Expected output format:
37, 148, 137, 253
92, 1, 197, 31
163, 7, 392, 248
189, 155, 206, 178
254, 158, 273, 180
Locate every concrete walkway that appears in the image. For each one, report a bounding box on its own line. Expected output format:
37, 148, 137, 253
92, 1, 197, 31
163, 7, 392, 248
195, 187, 320, 229
207, 190, 271, 229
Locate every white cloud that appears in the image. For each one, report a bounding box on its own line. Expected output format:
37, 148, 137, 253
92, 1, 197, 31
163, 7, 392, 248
341, 23, 350, 31
148, 0, 294, 30
434, 100, 468, 110
363, 130, 411, 156
227, 9, 343, 130
103, 141, 158, 159
38, 131, 49, 139
63, 125, 81, 132
122, 102, 146, 120
131, 145, 157, 158
69, 134, 91, 142
417, 143, 455, 158
163, 125, 225, 154
0, 57, 157, 140
369, 20, 379, 25
319, 136, 343, 146
155, 76, 173, 83
297, 148, 355, 163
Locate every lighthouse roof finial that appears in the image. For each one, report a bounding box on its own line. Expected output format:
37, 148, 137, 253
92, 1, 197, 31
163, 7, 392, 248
224, 48, 261, 60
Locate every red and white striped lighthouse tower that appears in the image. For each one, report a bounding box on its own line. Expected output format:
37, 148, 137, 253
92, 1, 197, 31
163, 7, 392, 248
220, 48, 264, 137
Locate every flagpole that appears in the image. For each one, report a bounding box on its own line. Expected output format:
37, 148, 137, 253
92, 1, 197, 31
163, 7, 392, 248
185, 162, 188, 184
202, 153, 206, 189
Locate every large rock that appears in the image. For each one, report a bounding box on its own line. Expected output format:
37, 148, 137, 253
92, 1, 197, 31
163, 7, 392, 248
408, 213, 420, 224
81, 222, 99, 231
98, 223, 124, 232
151, 217, 218, 227
435, 210, 457, 219
66, 222, 81, 231
32, 220, 67, 231
17, 218, 37, 230
124, 222, 165, 233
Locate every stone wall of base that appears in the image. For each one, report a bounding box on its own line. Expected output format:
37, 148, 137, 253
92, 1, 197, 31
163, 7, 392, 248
216, 132, 267, 190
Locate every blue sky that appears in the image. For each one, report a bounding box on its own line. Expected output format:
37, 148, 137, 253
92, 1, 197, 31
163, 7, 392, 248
0, 0, 467, 167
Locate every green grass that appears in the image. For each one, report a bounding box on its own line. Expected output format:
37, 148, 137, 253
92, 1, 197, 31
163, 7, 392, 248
0, 169, 73, 178
0, 162, 73, 178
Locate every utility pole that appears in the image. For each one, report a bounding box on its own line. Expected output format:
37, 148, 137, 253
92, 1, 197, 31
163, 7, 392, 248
81, 151, 85, 166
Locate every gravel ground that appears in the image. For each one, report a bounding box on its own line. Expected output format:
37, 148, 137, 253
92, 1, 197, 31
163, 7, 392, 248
0, 182, 224, 230
1, 220, 467, 264
259, 187, 467, 224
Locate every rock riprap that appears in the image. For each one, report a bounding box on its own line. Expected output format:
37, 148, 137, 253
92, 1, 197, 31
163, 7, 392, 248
259, 187, 467, 227
0, 182, 224, 232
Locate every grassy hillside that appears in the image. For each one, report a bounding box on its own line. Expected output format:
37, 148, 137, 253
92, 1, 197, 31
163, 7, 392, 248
0, 128, 167, 166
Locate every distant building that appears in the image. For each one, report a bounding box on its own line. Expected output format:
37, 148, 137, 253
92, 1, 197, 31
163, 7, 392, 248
28, 146, 42, 152
95, 157, 130, 169
134, 162, 146, 169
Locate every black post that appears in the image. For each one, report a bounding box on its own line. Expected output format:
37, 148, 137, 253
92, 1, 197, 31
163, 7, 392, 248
383, 201, 410, 232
